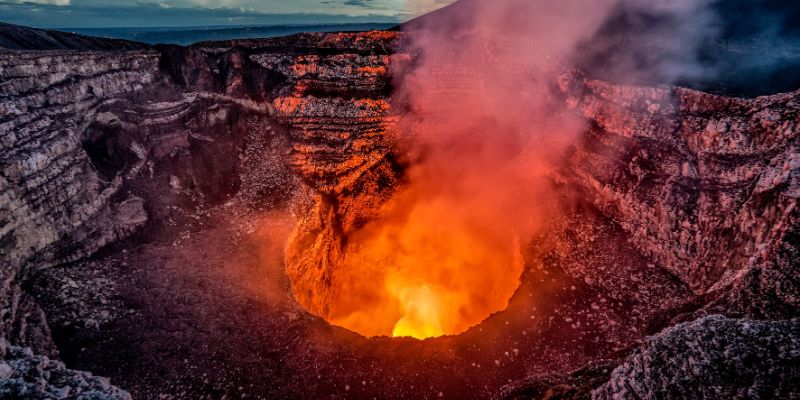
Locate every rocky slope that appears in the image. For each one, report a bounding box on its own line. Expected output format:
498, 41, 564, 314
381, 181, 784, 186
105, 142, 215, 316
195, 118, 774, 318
0, 20, 798, 399
498, 315, 800, 400
1, 49, 160, 352
0, 22, 147, 51
593, 315, 800, 399
0, 337, 132, 400
560, 75, 800, 317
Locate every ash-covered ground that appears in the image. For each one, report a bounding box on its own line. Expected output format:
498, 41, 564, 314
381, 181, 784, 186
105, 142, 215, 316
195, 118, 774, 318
27, 191, 696, 399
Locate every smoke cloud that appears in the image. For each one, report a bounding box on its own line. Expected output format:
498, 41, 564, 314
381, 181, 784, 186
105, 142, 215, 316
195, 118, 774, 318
326, 0, 725, 338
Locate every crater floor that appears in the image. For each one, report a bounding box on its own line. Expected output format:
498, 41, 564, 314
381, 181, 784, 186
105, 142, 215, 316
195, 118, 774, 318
31, 193, 694, 400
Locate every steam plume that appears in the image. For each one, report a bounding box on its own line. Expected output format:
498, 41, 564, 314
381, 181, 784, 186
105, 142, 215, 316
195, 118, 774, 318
327, 0, 723, 338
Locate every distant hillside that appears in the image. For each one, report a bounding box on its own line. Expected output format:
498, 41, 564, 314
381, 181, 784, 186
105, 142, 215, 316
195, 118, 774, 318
57, 23, 397, 46
395, 0, 800, 97
395, 0, 478, 32
0, 21, 149, 51
0, 21, 396, 49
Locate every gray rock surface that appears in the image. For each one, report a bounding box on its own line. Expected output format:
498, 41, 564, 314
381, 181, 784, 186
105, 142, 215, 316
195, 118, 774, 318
593, 315, 800, 399
0, 338, 131, 400
559, 76, 800, 319
0, 49, 158, 349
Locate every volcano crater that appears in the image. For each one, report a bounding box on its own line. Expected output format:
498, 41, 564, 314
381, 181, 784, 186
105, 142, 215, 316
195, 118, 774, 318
2, 20, 799, 400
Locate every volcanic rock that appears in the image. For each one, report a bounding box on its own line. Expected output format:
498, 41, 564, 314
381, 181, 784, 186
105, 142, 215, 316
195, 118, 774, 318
559, 76, 800, 318
0, 337, 131, 400
593, 315, 800, 399
0, 17, 798, 400
499, 315, 800, 400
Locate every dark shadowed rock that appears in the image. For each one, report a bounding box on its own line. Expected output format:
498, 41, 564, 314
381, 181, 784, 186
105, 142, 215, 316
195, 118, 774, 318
0, 338, 131, 399
496, 360, 618, 400
593, 315, 800, 399
0, 22, 148, 51
499, 316, 800, 399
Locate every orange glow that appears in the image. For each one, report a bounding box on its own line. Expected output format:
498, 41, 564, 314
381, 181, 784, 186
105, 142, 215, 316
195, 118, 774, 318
283, 21, 585, 340
325, 184, 526, 339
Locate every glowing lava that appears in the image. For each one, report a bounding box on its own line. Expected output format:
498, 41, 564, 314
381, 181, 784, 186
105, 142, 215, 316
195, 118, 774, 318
390, 284, 445, 338
327, 191, 526, 340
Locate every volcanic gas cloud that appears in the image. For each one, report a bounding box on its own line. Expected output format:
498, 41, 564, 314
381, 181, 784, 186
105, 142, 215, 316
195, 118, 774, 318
289, 0, 718, 339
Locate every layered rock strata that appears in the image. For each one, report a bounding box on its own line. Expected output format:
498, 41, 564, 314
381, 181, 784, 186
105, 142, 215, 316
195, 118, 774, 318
560, 76, 800, 316
1, 50, 160, 350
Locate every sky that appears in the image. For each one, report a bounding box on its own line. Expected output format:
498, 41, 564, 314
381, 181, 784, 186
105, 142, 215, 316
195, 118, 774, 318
0, 0, 456, 28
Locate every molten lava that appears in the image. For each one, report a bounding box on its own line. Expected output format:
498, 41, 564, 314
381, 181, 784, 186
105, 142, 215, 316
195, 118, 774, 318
326, 188, 526, 339
284, 7, 584, 339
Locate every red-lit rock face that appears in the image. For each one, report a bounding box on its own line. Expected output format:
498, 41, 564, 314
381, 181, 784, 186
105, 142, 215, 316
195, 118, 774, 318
275, 32, 540, 339
272, 30, 800, 339
559, 77, 800, 315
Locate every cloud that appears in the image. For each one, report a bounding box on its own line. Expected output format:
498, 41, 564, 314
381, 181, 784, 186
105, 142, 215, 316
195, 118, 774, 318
6, 0, 70, 4
0, 0, 411, 27
342, 0, 377, 9
0, 0, 466, 29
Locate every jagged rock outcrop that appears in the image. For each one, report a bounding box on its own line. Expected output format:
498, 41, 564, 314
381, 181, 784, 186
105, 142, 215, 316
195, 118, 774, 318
499, 315, 800, 400
492, 71, 799, 400
560, 76, 800, 317
0, 338, 131, 399
1, 50, 160, 350
259, 32, 406, 318
593, 315, 800, 399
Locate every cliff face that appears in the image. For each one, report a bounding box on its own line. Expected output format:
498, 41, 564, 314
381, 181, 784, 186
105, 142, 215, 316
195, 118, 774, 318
1, 50, 159, 352
0, 48, 276, 348
267, 31, 798, 394
277, 47, 800, 329
267, 32, 404, 318
560, 76, 800, 316
1, 22, 798, 399
0, 30, 408, 397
